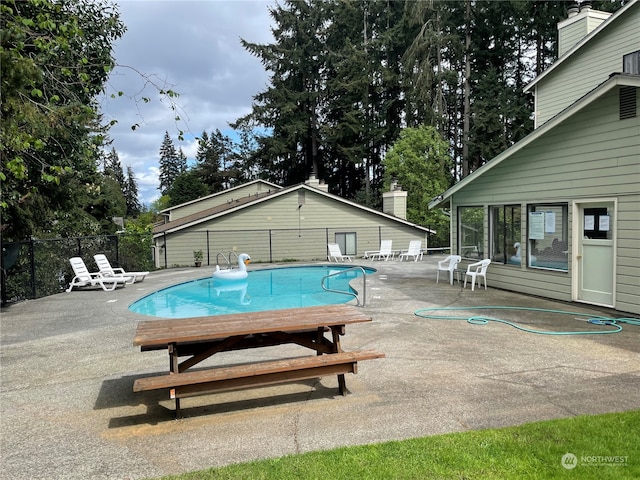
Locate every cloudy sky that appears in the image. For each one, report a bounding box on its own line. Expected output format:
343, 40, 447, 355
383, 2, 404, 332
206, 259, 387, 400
99, 0, 276, 206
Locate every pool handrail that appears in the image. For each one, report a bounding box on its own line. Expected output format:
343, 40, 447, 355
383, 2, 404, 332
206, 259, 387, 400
321, 266, 367, 307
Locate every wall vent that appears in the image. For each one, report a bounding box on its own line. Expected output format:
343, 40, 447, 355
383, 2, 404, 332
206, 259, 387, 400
619, 86, 637, 120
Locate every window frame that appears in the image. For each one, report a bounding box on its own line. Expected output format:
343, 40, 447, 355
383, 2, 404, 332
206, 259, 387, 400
489, 204, 522, 265
334, 232, 357, 256
526, 203, 569, 272
457, 206, 484, 260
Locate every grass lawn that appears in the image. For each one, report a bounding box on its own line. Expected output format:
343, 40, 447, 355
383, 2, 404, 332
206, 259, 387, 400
155, 410, 639, 480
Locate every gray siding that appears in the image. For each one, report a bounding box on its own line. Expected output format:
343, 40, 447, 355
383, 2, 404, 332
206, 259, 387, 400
535, 4, 639, 126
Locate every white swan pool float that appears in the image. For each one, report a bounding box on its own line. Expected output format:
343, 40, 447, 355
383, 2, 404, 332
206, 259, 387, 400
214, 281, 251, 305
510, 242, 522, 264
510, 242, 536, 264
213, 253, 251, 281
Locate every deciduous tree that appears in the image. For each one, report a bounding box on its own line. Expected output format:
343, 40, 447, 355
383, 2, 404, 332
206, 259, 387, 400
0, 0, 126, 240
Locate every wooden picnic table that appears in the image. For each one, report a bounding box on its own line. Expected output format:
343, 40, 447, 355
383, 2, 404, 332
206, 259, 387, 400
133, 304, 384, 416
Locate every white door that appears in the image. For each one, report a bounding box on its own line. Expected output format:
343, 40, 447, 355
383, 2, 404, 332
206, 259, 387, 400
574, 201, 616, 307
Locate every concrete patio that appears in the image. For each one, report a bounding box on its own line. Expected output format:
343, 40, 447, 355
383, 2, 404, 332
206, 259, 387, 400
1, 256, 638, 479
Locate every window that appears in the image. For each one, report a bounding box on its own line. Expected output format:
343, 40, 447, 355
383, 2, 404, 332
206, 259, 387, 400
490, 205, 521, 265
335, 232, 356, 256
623, 50, 640, 75
583, 207, 613, 240
527, 204, 568, 271
458, 207, 484, 259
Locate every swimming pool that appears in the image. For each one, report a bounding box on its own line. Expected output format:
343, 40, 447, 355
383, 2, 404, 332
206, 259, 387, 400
129, 265, 375, 318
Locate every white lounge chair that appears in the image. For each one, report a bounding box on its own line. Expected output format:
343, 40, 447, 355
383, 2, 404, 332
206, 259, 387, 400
327, 243, 352, 262
94, 254, 149, 284
66, 257, 131, 292
399, 240, 422, 262
464, 259, 491, 291
436, 255, 462, 285
371, 240, 394, 261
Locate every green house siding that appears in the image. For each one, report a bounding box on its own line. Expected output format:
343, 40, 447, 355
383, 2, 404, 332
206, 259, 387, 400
157, 188, 429, 266
452, 88, 640, 313
535, 4, 639, 126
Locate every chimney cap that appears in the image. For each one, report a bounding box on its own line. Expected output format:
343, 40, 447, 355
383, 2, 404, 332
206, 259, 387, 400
580, 0, 592, 11
567, 2, 579, 17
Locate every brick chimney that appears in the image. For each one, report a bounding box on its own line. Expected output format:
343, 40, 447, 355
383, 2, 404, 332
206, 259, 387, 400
382, 180, 407, 219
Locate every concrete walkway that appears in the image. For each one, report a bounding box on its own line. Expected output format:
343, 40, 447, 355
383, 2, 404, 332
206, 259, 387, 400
1, 257, 639, 480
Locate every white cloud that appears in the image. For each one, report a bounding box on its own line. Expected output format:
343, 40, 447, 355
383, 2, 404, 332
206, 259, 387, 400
100, 0, 275, 206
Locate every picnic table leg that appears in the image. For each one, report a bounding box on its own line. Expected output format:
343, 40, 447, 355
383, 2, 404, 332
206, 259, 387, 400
169, 343, 181, 416
331, 326, 347, 395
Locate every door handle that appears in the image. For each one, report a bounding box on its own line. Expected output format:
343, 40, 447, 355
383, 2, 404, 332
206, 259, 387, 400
576, 255, 582, 259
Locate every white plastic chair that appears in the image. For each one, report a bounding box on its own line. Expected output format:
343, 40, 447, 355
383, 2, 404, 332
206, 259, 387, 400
327, 243, 352, 262
66, 257, 131, 292
94, 254, 149, 284
463, 259, 491, 291
436, 255, 462, 285
399, 240, 422, 262
371, 240, 393, 261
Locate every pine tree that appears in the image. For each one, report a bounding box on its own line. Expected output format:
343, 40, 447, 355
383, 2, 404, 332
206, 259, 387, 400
158, 131, 180, 195
124, 165, 141, 216
194, 129, 235, 193
167, 171, 209, 207
235, 0, 626, 194
103, 147, 126, 191
241, 0, 329, 186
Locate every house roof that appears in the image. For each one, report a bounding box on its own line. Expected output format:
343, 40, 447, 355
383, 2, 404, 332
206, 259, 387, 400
524, 0, 637, 93
429, 73, 640, 209
155, 183, 435, 237
159, 179, 282, 214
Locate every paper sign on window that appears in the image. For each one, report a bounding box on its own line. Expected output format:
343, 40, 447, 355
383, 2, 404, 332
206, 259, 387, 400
599, 215, 610, 231
545, 211, 556, 233
529, 211, 545, 240
584, 215, 595, 230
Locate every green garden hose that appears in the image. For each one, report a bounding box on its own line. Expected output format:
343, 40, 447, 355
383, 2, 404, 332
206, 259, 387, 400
414, 306, 640, 335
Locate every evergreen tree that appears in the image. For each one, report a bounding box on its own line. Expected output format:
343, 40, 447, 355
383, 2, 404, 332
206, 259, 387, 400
236, 0, 627, 198
194, 129, 235, 193
241, 0, 329, 186
194, 131, 219, 190
124, 165, 141, 216
229, 118, 262, 182
167, 171, 208, 207
158, 131, 181, 195
103, 147, 126, 190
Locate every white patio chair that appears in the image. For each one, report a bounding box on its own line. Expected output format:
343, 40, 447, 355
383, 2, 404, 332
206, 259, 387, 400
327, 243, 352, 262
436, 255, 462, 285
463, 259, 491, 291
94, 254, 149, 284
66, 257, 131, 292
399, 240, 422, 262
371, 240, 393, 261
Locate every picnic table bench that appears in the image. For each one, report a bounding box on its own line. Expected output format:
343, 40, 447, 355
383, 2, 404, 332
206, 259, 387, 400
133, 305, 384, 416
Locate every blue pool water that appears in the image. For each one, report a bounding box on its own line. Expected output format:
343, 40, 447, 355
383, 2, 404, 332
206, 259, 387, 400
129, 265, 375, 318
